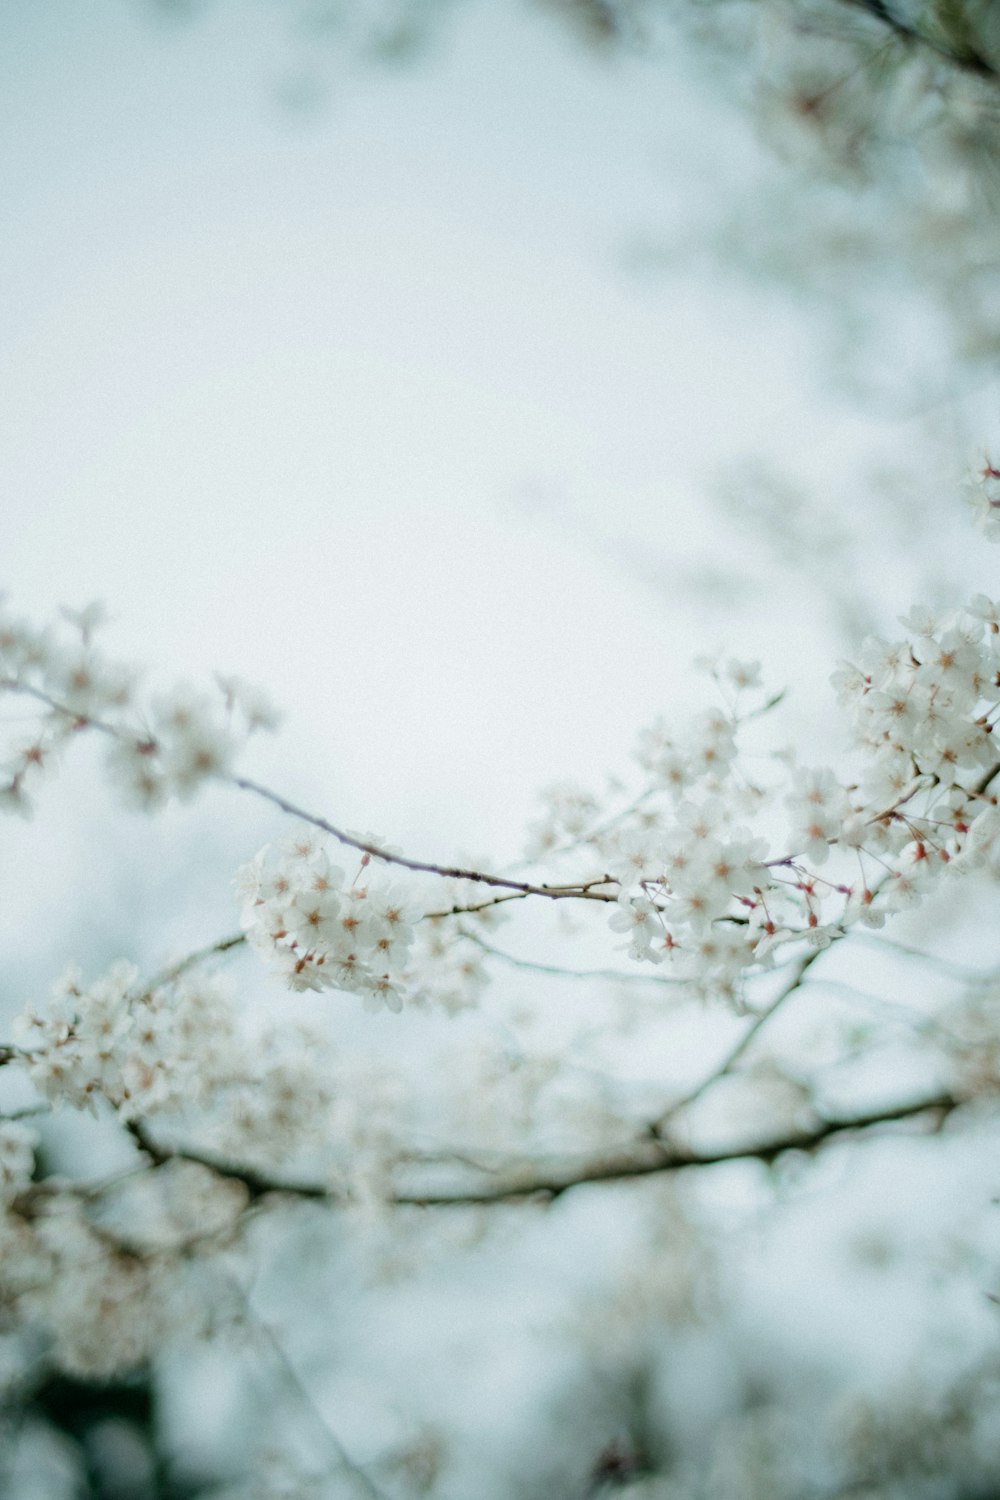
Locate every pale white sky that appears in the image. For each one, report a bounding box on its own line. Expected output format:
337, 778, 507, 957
1, 0, 929, 864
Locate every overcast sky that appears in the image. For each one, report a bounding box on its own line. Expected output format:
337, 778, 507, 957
2, 0, 931, 860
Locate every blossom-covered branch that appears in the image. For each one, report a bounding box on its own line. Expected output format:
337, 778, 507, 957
2, 456, 1000, 1389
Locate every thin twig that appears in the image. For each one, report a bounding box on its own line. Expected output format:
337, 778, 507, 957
460, 930, 686, 986
232, 776, 618, 904
141, 932, 247, 994
651, 947, 825, 1133
3, 678, 620, 910
395, 1091, 966, 1205
235, 1285, 391, 1500
852, 929, 996, 982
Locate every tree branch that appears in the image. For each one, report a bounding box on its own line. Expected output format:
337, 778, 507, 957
394, 1090, 967, 1205
141, 931, 246, 994
231, 775, 619, 903
458, 930, 686, 985
2, 676, 620, 908
650, 945, 826, 1133
122, 1092, 969, 1210
841, 0, 998, 80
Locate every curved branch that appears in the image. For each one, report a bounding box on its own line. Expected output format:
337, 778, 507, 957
142, 931, 246, 993
231, 775, 618, 903
2, 677, 620, 909
651, 946, 825, 1132
123, 1092, 969, 1211
396, 1091, 967, 1206
458, 930, 686, 986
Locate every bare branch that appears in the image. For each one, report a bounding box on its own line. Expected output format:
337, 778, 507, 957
0, 678, 119, 736
459, 930, 686, 986
120, 1092, 970, 1211
2, 678, 619, 909
231, 776, 619, 904
650, 946, 825, 1133
852, 929, 997, 982
394, 1091, 967, 1206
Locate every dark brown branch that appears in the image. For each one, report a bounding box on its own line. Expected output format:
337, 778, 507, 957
123, 1092, 968, 1210
424, 890, 536, 918
123, 1119, 332, 1204
0, 1045, 30, 1069
395, 1091, 966, 1205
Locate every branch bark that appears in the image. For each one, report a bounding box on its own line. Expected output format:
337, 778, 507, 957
124, 1091, 969, 1211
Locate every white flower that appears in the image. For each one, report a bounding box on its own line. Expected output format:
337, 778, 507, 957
964, 460, 1000, 540
58, 601, 109, 641
152, 688, 236, 799
215, 673, 283, 732
898, 605, 938, 638
723, 657, 762, 691
608, 894, 662, 960
0, 1124, 38, 1202
104, 735, 168, 811
604, 828, 666, 886
967, 594, 1000, 633
786, 767, 850, 864
238, 838, 422, 1006
50, 644, 136, 718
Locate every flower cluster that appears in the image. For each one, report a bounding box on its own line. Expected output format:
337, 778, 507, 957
236, 828, 424, 1008
8, 951, 348, 1185
0, 1191, 206, 1378
0, 960, 344, 1383
966, 461, 1000, 543
13, 962, 241, 1119
599, 793, 772, 1003
0, 1123, 38, 1204
215, 1042, 337, 1168
510, 557, 1000, 1002
0, 596, 279, 816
